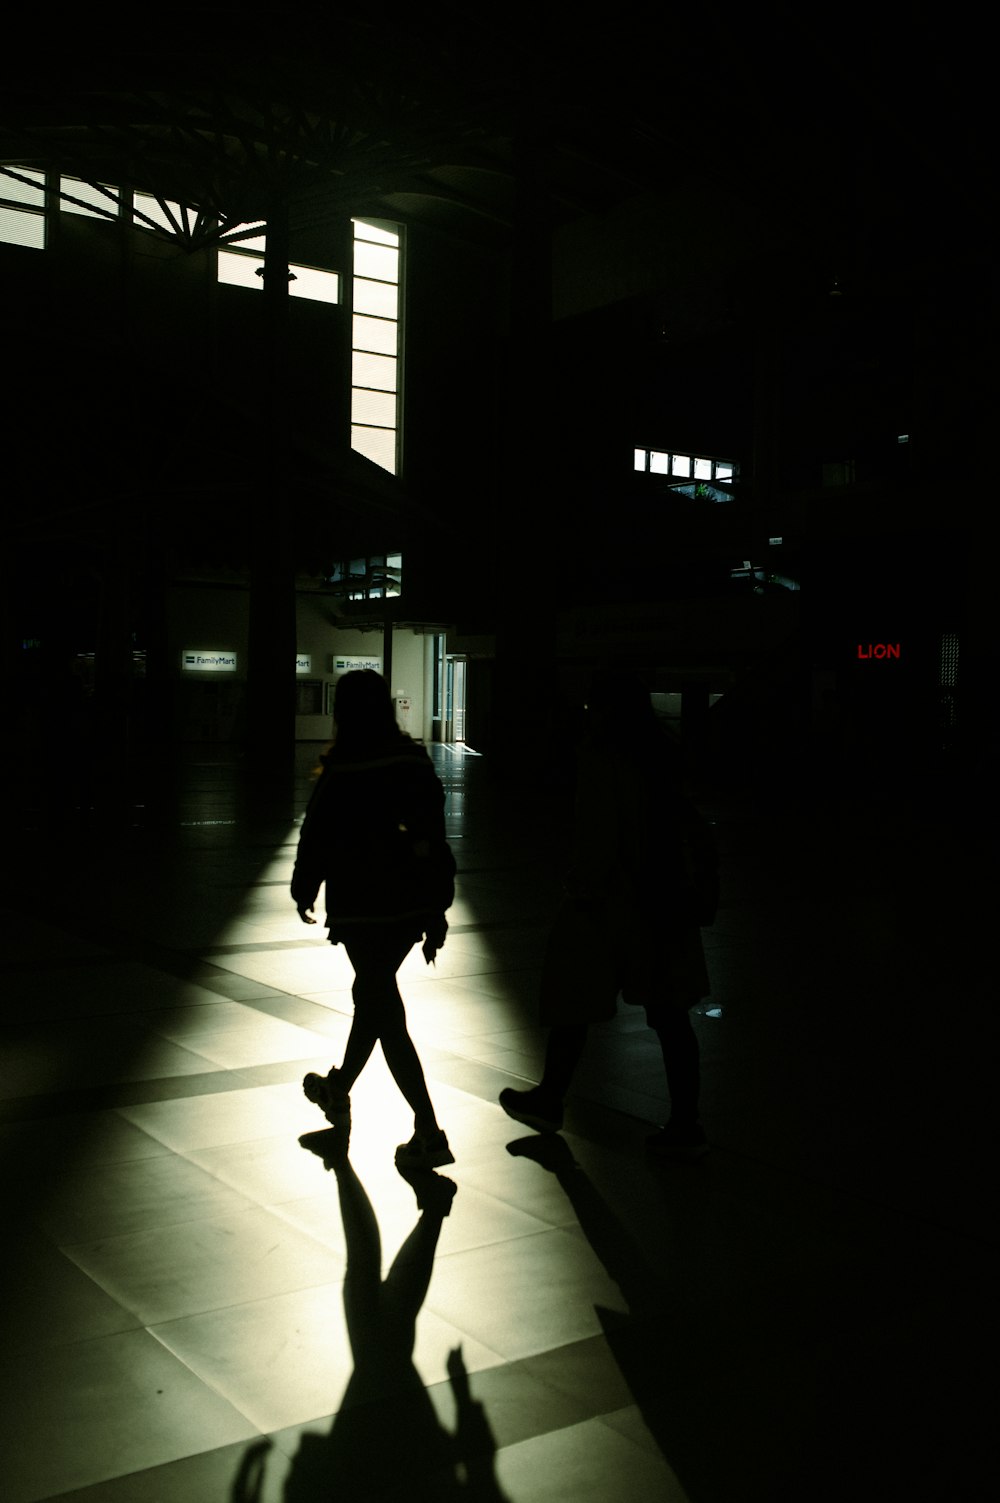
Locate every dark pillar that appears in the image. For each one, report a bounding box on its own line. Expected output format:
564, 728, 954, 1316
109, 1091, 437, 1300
491, 112, 558, 782
245, 196, 296, 779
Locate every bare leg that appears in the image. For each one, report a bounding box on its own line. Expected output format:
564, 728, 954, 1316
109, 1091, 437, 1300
343, 930, 440, 1134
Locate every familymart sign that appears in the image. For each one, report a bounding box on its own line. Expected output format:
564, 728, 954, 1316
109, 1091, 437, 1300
182, 652, 319, 673
182, 651, 238, 672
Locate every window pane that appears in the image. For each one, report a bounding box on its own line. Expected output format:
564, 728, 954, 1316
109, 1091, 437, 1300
220, 222, 267, 251
715, 463, 734, 481
353, 277, 398, 318
671, 454, 691, 477
289, 264, 340, 303
694, 457, 712, 479
633, 448, 647, 471
218, 250, 264, 288
352, 351, 397, 392
1, 168, 44, 206
353, 314, 397, 355
351, 425, 397, 473
351, 388, 396, 427
134, 192, 183, 232
60, 177, 120, 219
353, 219, 399, 247
0, 205, 45, 248
354, 241, 398, 283
650, 451, 670, 474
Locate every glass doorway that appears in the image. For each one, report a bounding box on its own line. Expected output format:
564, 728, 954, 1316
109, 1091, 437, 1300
446, 657, 467, 742
432, 638, 468, 743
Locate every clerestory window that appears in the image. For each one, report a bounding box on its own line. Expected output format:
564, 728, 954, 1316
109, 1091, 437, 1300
327, 553, 403, 601
2, 166, 402, 476
0, 166, 46, 248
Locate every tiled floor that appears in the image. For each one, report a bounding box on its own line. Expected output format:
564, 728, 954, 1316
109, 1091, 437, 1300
1, 744, 993, 1501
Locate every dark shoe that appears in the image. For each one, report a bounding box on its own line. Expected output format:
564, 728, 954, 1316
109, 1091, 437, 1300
395, 1129, 455, 1170
646, 1122, 709, 1161
299, 1126, 350, 1167
397, 1167, 458, 1217
303, 1068, 351, 1127
507, 1135, 577, 1175
499, 1086, 564, 1134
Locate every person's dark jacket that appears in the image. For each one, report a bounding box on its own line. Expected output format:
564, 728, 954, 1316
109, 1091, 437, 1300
291, 737, 455, 942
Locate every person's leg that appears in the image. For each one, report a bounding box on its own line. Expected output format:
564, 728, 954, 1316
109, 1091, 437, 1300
338, 984, 381, 1090
499, 1023, 588, 1132
344, 930, 441, 1136
540, 1023, 588, 1098
652, 1006, 701, 1126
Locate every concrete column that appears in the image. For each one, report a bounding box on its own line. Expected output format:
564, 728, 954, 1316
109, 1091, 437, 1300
245, 195, 296, 775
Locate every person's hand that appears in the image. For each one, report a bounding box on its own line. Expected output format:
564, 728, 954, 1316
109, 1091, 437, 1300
297, 906, 317, 925
422, 914, 447, 964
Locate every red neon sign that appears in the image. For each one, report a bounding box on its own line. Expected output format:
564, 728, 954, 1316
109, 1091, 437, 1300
856, 643, 901, 660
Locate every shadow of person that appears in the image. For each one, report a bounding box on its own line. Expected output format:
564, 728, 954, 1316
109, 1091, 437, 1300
231, 1129, 511, 1502
503, 1133, 743, 1502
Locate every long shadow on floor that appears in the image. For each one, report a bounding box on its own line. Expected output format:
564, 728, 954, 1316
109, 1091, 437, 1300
231, 1130, 510, 1503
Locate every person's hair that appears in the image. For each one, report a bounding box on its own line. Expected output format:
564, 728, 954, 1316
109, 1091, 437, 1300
330, 670, 405, 754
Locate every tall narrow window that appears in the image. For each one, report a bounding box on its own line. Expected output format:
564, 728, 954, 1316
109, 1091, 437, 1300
352, 219, 401, 474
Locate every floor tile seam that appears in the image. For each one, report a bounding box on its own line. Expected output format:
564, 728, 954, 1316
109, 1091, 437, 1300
0, 1058, 292, 1121
140, 1273, 350, 1340
50, 1190, 333, 1256
140, 1322, 275, 1437
428, 1221, 583, 1275
491, 1406, 660, 1462
30, 1166, 290, 1242
424, 1341, 612, 1424
57, 1250, 350, 1329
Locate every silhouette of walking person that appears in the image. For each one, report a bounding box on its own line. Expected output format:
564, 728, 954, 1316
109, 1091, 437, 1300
500, 671, 719, 1158
292, 670, 456, 1169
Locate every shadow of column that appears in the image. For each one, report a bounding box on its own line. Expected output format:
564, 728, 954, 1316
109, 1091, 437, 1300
503, 1133, 775, 1502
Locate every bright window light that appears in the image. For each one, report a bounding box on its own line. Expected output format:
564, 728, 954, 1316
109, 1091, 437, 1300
220, 222, 267, 252
633, 448, 646, 471
353, 277, 398, 319
351, 219, 400, 475
352, 388, 396, 427
289, 264, 339, 304
353, 314, 397, 355
650, 451, 670, 474
218, 250, 265, 289
134, 192, 189, 233
672, 454, 691, 476
60, 177, 120, 219
352, 352, 397, 392
351, 426, 397, 471
353, 220, 399, 248
1, 167, 45, 205
0, 205, 45, 248
354, 241, 399, 283
694, 457, 712, 479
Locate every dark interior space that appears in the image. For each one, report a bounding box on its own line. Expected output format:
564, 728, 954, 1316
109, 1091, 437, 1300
2, 7, 994, 1501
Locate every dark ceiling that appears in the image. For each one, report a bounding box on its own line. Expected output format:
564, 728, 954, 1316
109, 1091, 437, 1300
3, 2, 988, 279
